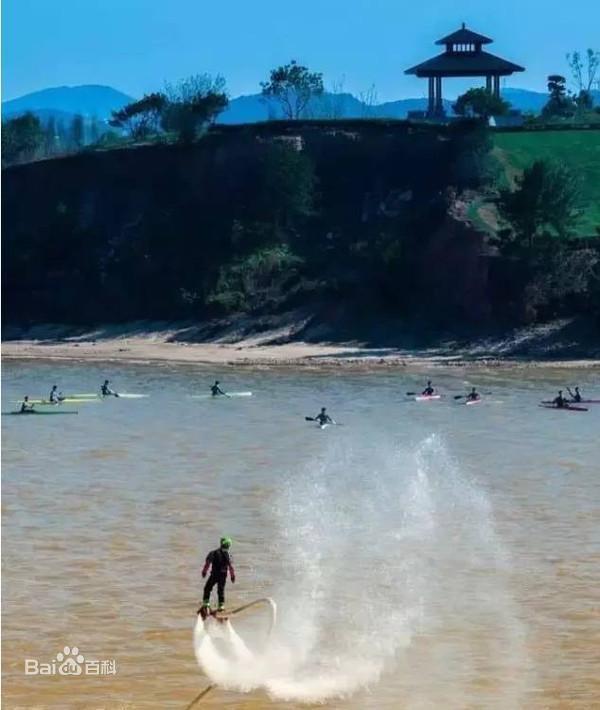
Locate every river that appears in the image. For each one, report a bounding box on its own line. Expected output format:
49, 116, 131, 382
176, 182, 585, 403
2, 360, 599, 709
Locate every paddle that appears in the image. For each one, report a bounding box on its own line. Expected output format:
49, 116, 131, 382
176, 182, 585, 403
305, 416, 315, 421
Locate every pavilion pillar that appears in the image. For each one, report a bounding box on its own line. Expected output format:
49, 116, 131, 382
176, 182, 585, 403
493, 75, 500, 97
428, 77, 435, 115
435, 76, 443, 115
486, 75, 492, 93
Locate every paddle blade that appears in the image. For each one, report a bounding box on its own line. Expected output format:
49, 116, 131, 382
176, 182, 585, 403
305, 417, 315, 421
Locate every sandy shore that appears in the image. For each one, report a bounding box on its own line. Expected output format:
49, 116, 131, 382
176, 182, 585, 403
3, 332, 600, 370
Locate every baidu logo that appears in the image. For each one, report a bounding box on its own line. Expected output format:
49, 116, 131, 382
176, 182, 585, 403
24, 646, 117, 676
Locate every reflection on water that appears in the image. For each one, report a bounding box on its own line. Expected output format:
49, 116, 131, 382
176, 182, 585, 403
2, 361, 600, 708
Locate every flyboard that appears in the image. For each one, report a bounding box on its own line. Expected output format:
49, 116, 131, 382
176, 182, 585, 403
186, 597, 276, 709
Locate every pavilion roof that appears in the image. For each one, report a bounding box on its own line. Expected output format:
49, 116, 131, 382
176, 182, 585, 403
405, 51, 525, 77
436, 24, 493, 45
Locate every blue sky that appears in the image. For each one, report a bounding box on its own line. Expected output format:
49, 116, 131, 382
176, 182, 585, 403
2, 0, 599, 101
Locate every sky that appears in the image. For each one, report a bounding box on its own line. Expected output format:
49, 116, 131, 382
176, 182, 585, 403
2, 0, 599, 102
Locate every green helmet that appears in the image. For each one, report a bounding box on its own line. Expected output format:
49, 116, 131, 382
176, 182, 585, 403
220, 536, 232, 549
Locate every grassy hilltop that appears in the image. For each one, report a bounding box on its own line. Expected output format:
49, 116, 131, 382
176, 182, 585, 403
494, 129, 600, 236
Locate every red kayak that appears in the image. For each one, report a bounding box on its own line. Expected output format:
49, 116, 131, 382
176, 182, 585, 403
538, 404, 588, 412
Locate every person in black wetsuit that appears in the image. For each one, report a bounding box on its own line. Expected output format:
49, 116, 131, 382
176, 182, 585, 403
466, 387, 480, 402
567, 386, 582, 403
20, 396, 35, 413
553, 390, 569, 408
422, 381, 435, 396
199, 537, 236, 617
315, 408, 334, 426
210, 381, 226, 397
101, 380, 119, 397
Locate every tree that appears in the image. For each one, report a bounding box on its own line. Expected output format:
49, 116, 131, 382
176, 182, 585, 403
261, 141, 315, 227
498, 160, 582, 251
43, 116, 57, 156
567, 49, 600, 109
453, 88, 510, 119
1, 112, 44, 165
70, 114, 85, 150
261, 60, 324, 119
109, 93, 166, 140
542, 75, 576, 118
359, 84, 379, 118
162, 74, 228, 143
89, 116, 101, 144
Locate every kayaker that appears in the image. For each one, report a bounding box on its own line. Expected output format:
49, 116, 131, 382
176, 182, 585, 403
567, 386, 582, 403
210, 380, 226, 397
552, 390, 570, 409
49, 385, 63, 404
315, 407, 334, 425
422, 381, 435, 396
20, 396, 35, 413
466, 387, 480, 402
199, 537, 236, 617
101, 380, 119, 397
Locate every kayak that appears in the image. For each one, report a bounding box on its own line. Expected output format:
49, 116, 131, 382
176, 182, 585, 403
465, 399, 482, 405
4, 410, 79, 416
538, 404, 588, 412
541, 399, 600, 405
69, 393, 149, 399
105, 393, 148, 399
192, 392, 253, 399
20, 398, 97, 405
414, 395, 441, 402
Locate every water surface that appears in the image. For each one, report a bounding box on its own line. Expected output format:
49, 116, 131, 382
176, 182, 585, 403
2, 361, 599, 708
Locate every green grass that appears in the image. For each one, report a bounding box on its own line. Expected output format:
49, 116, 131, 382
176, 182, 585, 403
493, 130, 600, 236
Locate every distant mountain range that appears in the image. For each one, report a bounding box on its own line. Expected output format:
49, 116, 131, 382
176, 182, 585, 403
3, 83, 598, 126
2, 85, 133, 123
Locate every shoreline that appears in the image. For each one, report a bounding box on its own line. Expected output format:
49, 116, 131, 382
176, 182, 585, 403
3, 337, 600, 370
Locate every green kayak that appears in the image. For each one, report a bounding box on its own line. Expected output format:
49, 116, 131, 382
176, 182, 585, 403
3, 410, 79, 416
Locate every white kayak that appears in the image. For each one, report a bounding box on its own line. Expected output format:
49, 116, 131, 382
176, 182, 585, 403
191, 392, 253, 400
68, 393, 148, 399
111, 393, 148, 399
414, 395, 441, 402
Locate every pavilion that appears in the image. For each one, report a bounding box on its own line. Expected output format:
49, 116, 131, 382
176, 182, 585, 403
405, 23, 525, 117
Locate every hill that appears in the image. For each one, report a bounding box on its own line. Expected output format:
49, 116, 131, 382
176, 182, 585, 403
7, 84, 599, 126
2, 84, 133, 120
494, 129, 600, 236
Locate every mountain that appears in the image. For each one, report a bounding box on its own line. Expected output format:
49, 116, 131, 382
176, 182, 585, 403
2, 85, 133, 121
218, 89, 575, 123
4, 84, 599, 127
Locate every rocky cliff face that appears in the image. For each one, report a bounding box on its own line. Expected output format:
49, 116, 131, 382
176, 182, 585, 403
2, 121, 499, 326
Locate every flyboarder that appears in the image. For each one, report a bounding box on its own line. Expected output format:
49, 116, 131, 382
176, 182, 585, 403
422, 381, 435, 396
210, 380, 226, 397
199, 537, 236, 618
466, 387, 480, 402
567, 386, 582, 403
20, 396, 35, 413
101, 380, 119, 397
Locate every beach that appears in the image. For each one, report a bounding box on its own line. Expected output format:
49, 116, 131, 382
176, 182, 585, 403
3, 319, 600, 369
